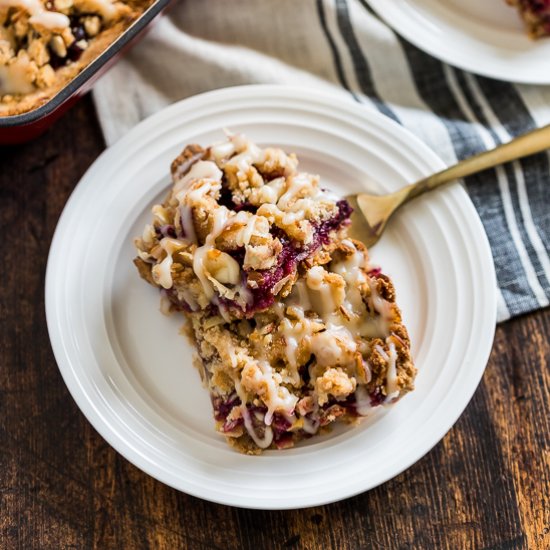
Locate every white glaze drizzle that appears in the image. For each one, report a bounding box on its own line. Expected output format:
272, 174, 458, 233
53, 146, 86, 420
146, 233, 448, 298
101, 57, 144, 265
192, 207, 253, 310
383, 342, 399, 402
278, 173, 328, 220
274, 239, 397, 423
173, 160, 222, 196
374, 342, 399, 402
179, 205, 197, 244
302, 412, 320, 434
210, 139, 236, 162
257, 360, 298, 425
234, 380, 273, 449
353, 385, 373, 416
310, 323, 357, 367
180, 288, 199, 312
151, 238, 185, 289
160, 135, 401, 443
193, 206, 230, 300
368, 277, 392, 329
242, 407, 273, 449
175, 161, 223, 245
0, 64, 35, 95
223, 136, 264, 174
278, 306, 318, 385
0, 0, 70, 29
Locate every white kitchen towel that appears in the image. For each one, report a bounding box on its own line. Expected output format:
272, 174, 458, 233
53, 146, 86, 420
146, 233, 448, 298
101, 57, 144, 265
93, 0, 550, 322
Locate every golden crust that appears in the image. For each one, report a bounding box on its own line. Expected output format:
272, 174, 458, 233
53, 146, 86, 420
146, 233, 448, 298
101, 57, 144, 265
133, 135, 416, 453
170, 144, 206, 182
0, 0, 154, 117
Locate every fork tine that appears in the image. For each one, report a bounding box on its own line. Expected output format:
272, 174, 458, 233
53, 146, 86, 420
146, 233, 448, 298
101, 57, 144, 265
346, 194, 380, 248
346, 192, 403, 248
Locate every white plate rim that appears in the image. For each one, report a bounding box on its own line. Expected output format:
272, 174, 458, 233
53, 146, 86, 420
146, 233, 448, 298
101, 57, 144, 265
45, 84, 497, 509
365, 0, 550, 85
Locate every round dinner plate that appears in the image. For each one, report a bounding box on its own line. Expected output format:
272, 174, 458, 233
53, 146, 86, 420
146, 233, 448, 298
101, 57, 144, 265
46, 85, 496, 509
366, 0, 550, 84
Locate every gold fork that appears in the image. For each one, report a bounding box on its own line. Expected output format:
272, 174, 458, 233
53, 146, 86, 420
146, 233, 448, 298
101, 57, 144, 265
347, 123, 550, 248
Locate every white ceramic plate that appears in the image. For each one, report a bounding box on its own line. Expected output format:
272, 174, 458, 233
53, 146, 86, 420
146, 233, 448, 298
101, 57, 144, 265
366, 0, 550, 84
46, 85, 496, 509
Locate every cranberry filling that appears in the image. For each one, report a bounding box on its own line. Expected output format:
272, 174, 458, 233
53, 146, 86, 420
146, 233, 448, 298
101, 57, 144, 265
247, 200, 352, 311
67, 39, 85, 62
369, 386, 386, 407
368, 267, 382, 277
155, 224, 177, 238
213, 383, 385, 443
245, 235, 300, 312
218, 183, 236, 210
526, 0, 550, 13
322, 386, 387, 417
164, 198, 352, 316
315, 200, 353, 245
48, 18, 88, 68
220, 200, 353, 316
272, 413, 292, 434
212, 393, 241, 421
213, 397, 296, 441
299, 360, 313, 385
162, 289, 193, 313
218, 182, 258, 213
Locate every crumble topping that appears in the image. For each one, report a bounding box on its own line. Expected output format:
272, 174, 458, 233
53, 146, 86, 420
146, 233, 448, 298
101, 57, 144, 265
135, 132, 352, 320
134, 133, 416, 453
0, 0, 151, 115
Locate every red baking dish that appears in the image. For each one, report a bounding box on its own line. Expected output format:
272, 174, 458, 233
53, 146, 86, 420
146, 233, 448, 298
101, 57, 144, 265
0, 0, 171, 145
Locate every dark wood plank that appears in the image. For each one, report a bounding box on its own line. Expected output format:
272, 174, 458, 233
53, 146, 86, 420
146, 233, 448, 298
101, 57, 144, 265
0, 95, 548, 550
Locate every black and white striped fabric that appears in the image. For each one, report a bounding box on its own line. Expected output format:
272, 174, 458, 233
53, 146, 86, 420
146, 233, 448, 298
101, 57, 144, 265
93, 0, 550, 322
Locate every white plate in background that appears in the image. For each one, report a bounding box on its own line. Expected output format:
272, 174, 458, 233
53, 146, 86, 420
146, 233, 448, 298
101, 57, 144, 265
46, 85, 496, 509
366, 0, 550, 84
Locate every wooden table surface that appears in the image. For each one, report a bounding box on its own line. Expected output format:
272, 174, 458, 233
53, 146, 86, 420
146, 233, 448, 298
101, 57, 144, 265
1, 96, 549, 550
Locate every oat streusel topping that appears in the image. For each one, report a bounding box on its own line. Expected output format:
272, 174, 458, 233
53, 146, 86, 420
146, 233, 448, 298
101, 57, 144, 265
0, 0, 150, 115
134, 133, 416, 453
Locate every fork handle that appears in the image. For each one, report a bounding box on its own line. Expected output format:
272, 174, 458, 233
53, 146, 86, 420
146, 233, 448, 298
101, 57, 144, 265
405, 123, 550, 201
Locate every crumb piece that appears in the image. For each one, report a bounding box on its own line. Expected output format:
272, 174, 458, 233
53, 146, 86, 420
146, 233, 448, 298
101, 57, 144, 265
315, 368, 356, 406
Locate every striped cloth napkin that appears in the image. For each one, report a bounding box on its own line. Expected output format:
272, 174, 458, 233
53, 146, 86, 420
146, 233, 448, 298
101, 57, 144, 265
93, 0, 550, 322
